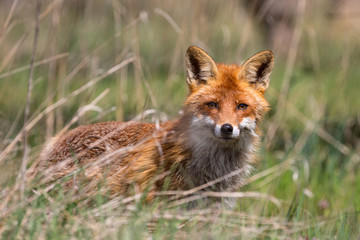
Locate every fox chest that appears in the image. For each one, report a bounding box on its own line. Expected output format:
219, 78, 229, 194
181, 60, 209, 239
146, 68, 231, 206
185, 142, 254, 191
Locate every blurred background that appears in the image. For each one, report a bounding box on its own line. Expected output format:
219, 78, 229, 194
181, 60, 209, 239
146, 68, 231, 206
0, 0, 359, 238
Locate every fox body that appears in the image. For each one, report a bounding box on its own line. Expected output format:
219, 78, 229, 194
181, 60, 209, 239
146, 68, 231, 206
40, 46, 274, 205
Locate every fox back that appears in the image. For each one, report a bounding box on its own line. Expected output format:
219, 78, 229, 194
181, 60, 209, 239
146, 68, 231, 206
40, 46, 274, 205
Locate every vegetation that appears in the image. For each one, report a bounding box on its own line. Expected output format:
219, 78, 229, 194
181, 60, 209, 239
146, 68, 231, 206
0, 0, 359, 239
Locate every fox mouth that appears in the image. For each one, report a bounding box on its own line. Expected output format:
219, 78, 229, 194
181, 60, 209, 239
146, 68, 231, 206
217, 135, 239, 142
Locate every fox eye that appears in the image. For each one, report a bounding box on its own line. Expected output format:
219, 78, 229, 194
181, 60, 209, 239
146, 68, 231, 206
237, 103, 248, 110
206, 102, 218, 109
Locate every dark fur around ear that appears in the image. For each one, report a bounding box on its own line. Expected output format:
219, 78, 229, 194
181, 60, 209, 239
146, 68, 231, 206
239, 51, 274, 93
186, 46, 218, 89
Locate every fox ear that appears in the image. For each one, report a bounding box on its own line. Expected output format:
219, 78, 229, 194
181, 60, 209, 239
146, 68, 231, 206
186, 46, 218, 90
239, 50, 274, 93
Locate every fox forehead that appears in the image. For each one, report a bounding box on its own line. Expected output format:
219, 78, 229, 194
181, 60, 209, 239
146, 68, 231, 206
216, 63, 242, 80
188, 65, 265, 103
185, 64, 269, 120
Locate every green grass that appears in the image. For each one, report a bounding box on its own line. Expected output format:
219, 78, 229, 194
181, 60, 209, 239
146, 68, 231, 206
0, 0, 359, 239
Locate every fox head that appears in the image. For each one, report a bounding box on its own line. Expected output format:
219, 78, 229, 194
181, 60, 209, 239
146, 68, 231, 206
184, 46, 274, 144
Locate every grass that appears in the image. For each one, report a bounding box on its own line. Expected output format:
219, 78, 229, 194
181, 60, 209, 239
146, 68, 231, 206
0, 0, 359, 239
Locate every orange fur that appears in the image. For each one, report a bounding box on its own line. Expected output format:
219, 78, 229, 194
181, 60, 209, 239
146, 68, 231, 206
40, 46, 274, 206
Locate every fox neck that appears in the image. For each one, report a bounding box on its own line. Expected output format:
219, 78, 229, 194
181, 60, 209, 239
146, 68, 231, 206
172, 114, 258, 190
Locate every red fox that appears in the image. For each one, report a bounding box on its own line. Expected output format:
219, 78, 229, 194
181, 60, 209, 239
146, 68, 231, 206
40, 46, 274, 206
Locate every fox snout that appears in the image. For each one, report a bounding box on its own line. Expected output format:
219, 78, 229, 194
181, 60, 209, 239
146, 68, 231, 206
214, 123, 241, 140
221, 123, 233, 135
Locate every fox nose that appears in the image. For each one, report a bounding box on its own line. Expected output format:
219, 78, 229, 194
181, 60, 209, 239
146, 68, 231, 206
221, 123, 233, 135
